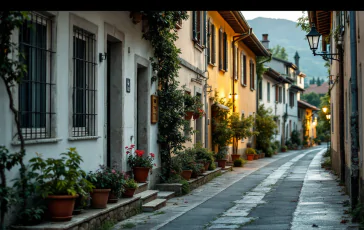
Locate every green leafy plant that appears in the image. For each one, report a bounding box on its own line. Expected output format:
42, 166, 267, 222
126, 144, 155, 168
140, 11, 190, 182
281, 145, 288, 151
245, 148, 256, 155
229, 112, 257, 155
180, 179, 190, 195
255, 104, 278, 153
193, 143, 215, 168
29, 148, 92, 198
266, 147, 274, 157
124, 178, 138, 189
291, 130, 302, 146
233, 158, 246, 167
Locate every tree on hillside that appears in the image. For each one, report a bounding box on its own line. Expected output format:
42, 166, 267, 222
301, 92, 321, 107
317, 78, 322, 86
270, 45, 289, 61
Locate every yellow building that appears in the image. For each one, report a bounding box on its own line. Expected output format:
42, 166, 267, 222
205, 11, 270, 157
298, 100, 319, 146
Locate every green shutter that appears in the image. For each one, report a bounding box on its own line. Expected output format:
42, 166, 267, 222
243, 55, 246, 85
192, 11, 197, 41
224, 32, 228, 71
212, 24, 216, 65
203, 11, 207, 47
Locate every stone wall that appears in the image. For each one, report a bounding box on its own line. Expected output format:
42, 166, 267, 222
11, 197, 142, 230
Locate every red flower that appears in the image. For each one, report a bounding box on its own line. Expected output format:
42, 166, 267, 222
135, 150, 144, 157
154, 163, 156, 166
112, 169, 116, 174
131, 144, 135, 148
150, 153, 155, 158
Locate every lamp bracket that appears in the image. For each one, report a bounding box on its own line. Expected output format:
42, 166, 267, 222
313, 50, 340, 62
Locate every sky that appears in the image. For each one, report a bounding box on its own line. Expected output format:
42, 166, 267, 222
241, 11, 305, 22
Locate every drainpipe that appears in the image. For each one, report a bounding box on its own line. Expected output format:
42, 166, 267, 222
338, 35, 346, 185
349, 11, 359, 213
232, 28, 252, 112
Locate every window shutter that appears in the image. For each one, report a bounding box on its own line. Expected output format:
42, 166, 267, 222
243, 55, 246, 85
240, 53, 244, 85
252, 63, 255, 89
192, 11, 197, 41
203, 11, 207, 47
207, 19, 210, 63
219, 29, 223, 69
224, 32, 228, 71
234, 46, 237, 80
212, 24, 216, 65
250, 61, 252, 89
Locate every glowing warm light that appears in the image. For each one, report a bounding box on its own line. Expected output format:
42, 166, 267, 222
326, 114, 331, 120
322, 107, 328, 113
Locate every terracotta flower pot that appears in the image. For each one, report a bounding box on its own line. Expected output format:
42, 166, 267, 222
181, 170, 192, 180
193, 113, 200, 119
185, 111, 194, 120
46, 194, 79, 221
133, 167, 150, 183
231, 154, 240, 162
281, 148, 287, 152
204, 162, 210, 171
246, 154, 254, 161
254, 154, 259, 160
91, 188, 111, 209
217, 159, 227, 169
123, 187, 136, 197
107, 191, 119, 203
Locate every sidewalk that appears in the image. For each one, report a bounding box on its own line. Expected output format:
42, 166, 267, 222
291, 149, 360, 229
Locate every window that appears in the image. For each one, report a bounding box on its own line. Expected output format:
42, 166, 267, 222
283, 88, 286, 103
18, 12, 55, 140
258, 80, 262, 100
192, 11, 206, 48
241, 54, 247, 86
250, 60, 255, 90
267, 82, 270, 102
207, 19, 216, 65
298, 109, 301, 119
279, 87, 282, 103
219, 29, 228, 71
72, 27, 97, 137
275, 85, 279, 102
289, 91, 295, 107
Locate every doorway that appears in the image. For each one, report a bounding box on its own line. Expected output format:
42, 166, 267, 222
106, 36, 122, 170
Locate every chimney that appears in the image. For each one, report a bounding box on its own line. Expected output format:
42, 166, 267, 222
294, 51, 300, 69
261, 34, 270, 50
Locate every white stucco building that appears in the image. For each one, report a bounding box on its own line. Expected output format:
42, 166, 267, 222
0, 11, 162, 187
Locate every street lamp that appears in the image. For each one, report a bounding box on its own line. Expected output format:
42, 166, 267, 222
322, 106, 328, 113
306, 23, 340, 61
326, 114, 331, 120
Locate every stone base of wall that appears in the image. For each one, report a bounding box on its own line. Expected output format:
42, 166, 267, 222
331, 148, 341, 179
148, 167, 161, 189
11, 196, 142, 230
345, 164, 352, 197
155, 167, 232, 196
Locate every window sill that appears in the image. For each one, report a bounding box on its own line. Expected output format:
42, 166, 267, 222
241, 83, 247, 87
219, 69, 226, 74
250, 88, 255, 91
208, 63, 216, 68
68, 136, 101, 141
194, 42, 204, 52
11, 138, 62, 146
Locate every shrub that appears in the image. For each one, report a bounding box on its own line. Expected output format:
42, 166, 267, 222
266, 147, 274, 157
124, 179, 138, 189
281, 145, 288, 151
291, 130, 301, 145
245, 148, 256, 155
180, 179, 190, 195
193, 143, 215, 167
233, 158, 246, 167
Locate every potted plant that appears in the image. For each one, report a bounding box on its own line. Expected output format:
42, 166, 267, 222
215, 148, 228, 169
123, 178, 139, 197
229, 113, 257, 163
126, 144, 155, 183
106, 166, 127, 203
177, 150, 196, 180
29, 148, 91, 221
73, 174, 95, 215
245, 148, 256, 161
86, 166, 112, 209
184, 93, 196, 120
281, 145, 288, 152
190, 162, 204, 178
194, 143, 215, 171
192, 100, 205, 120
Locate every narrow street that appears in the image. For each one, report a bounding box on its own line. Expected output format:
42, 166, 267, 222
112, 147, 359, 230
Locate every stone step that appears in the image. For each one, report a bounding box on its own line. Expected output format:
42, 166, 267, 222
157, 191, 175, 200
142, 198, 167, 212
137, 190, 159, 204
135, 182, 148, 194
221, 166, 233, 173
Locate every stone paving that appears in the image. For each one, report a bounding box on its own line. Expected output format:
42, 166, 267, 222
112, 146, 360, 230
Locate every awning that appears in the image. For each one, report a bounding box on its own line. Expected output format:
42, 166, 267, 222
212, 103, 230, 111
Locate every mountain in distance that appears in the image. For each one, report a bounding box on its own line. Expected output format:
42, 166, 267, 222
246, 17, 328, 85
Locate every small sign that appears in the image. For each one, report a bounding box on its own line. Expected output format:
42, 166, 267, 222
126, 78, 130, 93
151, 95, 158, 124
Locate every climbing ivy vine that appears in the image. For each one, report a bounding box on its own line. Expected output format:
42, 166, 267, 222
140, 11, 196, 182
